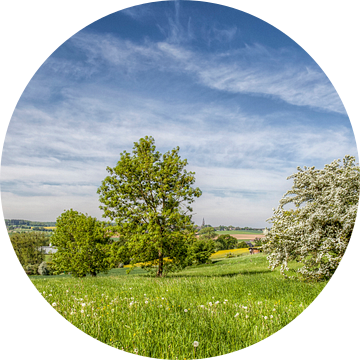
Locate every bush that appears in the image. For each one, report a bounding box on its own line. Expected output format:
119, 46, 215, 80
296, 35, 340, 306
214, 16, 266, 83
46, 261, 54, 275
24, 264, 39, 275
38, 261, 49, 275
10, 232, 47, 267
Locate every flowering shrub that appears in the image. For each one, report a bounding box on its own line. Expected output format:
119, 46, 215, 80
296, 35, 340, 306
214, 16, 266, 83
263, 155, 359, 281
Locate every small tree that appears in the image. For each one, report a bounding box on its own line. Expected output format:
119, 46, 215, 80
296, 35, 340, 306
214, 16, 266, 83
187, 239, 216, 265
98, 136, 202, 277
263, 155, 359, 281
237, 241, 249, 249
10, 232, 47, 268
51, 209, 112, 277
215, 234, 238, 250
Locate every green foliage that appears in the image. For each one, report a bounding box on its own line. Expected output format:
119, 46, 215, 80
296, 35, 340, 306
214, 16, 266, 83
97, 136, 202, 277
187, 239, 216, 264
51, 209, 112, 277
24, 264, 39, 275
198, 226, 216, 241
46, 261, 54, 275
215, 234, 238, 250
10, 232, 47, 267
237, 241, 249, 248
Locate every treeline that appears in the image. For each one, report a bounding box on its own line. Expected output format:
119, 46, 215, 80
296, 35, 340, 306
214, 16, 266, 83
200, 225, 263, 231
5, 219, 56, 227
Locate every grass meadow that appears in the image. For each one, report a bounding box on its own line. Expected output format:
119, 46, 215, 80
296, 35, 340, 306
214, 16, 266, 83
31, 253, 327, 359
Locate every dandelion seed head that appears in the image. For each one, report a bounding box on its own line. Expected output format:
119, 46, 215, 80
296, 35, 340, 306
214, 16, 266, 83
193, 341, 199, 347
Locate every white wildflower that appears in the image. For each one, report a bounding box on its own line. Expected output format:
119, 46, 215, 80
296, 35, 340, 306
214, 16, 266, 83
184, 309, 188, 313
264, 316, 268, 320
193, 341, 199, 347
234, 313, 239, 318
52, 302, 57, 307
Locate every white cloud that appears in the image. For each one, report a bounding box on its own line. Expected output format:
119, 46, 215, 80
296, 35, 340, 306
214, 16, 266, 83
61, 32, 344, 113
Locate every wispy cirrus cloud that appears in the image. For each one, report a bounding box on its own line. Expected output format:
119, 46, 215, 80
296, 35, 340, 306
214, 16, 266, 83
59, 32, 345, 114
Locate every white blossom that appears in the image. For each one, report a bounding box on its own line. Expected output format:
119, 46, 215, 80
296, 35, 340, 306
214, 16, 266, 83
263, 156, 359, 281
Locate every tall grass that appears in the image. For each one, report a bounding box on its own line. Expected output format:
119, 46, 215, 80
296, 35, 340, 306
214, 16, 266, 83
31, 254, 327, 359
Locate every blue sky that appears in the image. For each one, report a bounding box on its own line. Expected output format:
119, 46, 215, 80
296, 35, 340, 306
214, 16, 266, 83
1, 0, 357, 227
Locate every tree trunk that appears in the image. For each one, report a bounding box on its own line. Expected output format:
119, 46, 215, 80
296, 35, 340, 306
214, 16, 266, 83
156, 252, 163, 277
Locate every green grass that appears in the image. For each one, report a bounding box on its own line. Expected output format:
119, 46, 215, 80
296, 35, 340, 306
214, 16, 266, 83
215, 230, 263, 235
31, 254, 327, 359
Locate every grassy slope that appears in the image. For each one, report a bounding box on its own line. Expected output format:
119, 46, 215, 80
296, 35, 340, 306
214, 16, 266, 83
31, 254, 327, 359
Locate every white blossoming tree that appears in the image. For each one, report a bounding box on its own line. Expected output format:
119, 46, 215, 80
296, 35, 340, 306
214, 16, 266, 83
263, 155, 359, 281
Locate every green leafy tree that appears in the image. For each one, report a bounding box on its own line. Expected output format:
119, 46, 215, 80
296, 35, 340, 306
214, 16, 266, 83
10, 232, 47, 268
215, 234, 238, 250
187, 239, 216, 265
264, 156, 359, 281
198, 226, 216, 241
51, 209, 112, 277
97, 136, 202, 277
237, 241, 249, 249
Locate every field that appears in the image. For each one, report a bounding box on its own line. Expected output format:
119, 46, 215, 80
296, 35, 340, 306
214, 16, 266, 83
31, 253, 327, 359
215, 230, 263, 235
215, 230, 264, 241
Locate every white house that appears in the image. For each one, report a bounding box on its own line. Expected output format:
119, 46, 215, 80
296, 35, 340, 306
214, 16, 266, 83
39, 246, 57, 254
